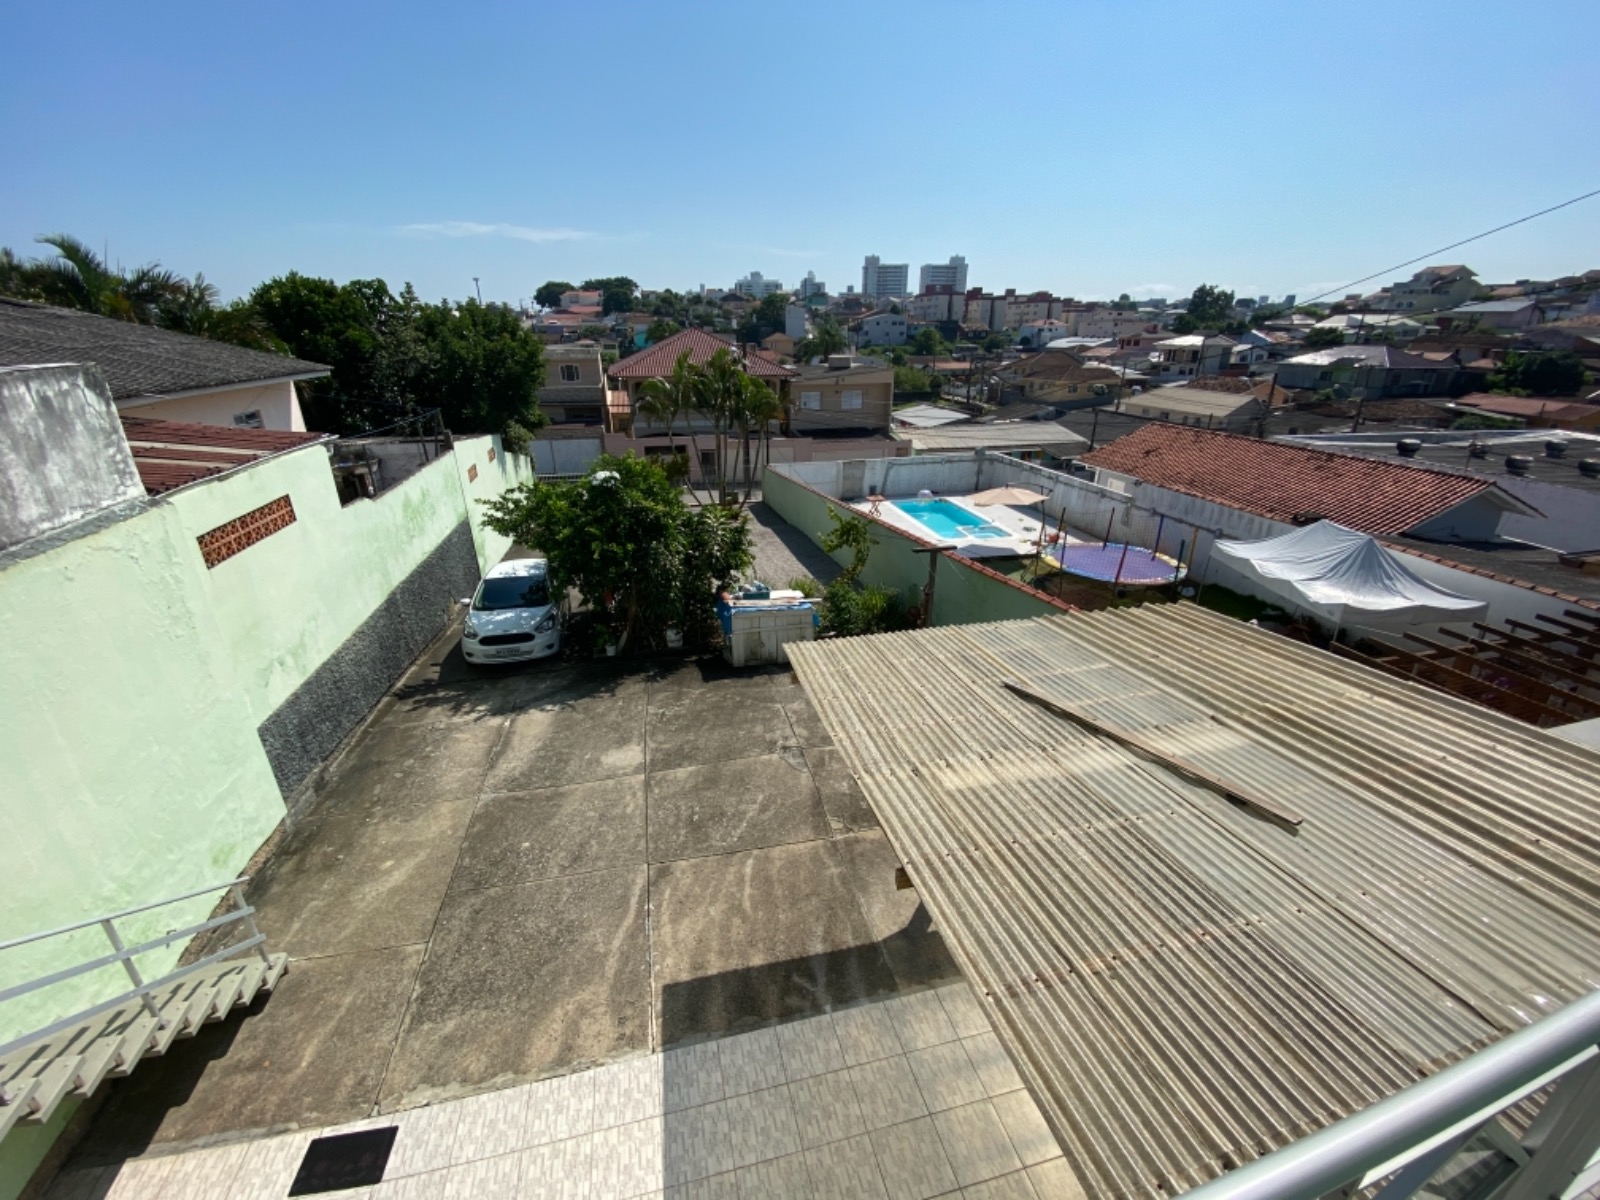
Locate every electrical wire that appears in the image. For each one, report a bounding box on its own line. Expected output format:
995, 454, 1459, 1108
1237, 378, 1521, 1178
1296, 186, 1600, 307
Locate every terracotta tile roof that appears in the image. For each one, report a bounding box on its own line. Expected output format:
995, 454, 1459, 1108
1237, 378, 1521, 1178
607, 327, 796, 380
1453, 393, 1598, 419
121, 416, 326, 495
1077, 424, 1495, 534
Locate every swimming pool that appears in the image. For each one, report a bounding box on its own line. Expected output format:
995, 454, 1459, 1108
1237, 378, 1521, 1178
893, 498, 1009, 541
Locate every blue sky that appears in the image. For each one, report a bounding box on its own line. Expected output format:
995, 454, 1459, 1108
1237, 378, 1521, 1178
3, 1, 1597, 306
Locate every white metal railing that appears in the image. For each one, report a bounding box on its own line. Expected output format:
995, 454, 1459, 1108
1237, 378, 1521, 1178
1179, 989, 1600, 1200
0, 878, 271, 1062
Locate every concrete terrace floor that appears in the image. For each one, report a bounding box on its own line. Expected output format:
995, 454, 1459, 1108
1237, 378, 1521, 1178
66, 614, 962, 1167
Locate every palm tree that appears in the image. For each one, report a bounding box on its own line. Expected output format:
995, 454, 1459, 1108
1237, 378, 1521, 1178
32, 234, 180, 322
796, 315, 848, 362
153, 273, 285, 352
694, 348, 745, 504
734, 376, 783, 507
637, 350, 700, 497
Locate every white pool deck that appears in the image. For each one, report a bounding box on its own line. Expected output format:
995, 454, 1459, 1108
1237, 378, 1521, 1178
852, 493, 1093, 561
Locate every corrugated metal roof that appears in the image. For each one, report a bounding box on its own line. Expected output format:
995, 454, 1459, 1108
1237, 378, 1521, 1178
786, 604, 1600, 1200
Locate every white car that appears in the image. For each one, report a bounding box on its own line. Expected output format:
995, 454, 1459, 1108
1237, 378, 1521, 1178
461, 559, 561, 664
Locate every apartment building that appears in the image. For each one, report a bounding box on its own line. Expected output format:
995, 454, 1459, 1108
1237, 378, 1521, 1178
862, 255, 910, 299
918, 255, 968, 293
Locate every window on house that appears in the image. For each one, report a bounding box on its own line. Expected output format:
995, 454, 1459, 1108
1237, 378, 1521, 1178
560, 364, 581, 382
841, 390, 863, 410
800, 391, 822, 410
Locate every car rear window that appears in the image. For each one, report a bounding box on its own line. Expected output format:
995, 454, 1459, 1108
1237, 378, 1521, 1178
474, 576, 551, 610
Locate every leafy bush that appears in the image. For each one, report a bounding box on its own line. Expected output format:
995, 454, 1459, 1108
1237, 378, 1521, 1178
479, 453, 751, 652
819, 580, 907, 637
786, 576, 821, 598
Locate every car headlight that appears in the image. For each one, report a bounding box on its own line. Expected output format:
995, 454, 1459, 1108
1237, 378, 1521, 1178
463, 626, 480, 640
535, 612, 557, 633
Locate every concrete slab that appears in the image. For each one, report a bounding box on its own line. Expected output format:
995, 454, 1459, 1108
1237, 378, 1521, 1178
248, 786, 477, 960
646, 752, 828, 863
378, 867, 652, 1109
450, 775, 647, 893
650, 841, 900, 1045
834, 831, 961, 991
81, 946, 422, 1157
645, 687, 798, 772
803, 745, 878, 834
780, 694, 833, 749
483, 682, 648, 792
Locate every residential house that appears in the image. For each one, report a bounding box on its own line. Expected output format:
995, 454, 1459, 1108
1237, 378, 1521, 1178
1369, 264, 1484, 313
790, 356, 895, 434
854, 310, 908, 347
1017, 319, 1071, 348
1450, 393, 1600, 430
535, 344, 607, 425
1275, 344, 1461, 398
1443, 298, 1544, 332
997, 351, 1123, 408
1079, 422, 1532, 541
1310, 313, 1429, 342
1076, 308, 1161, 339
760, 331, 797, 360
557, 289, 603, 312
0, 298, 328, 431
606, 327, 795, 423
1151, 334, 1237, 381
1114, 383, 1268, 431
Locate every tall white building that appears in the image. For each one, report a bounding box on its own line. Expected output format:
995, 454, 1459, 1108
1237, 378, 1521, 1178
862, 256, 909, 300
918, 256, 968, 294
798, 271, 827, 299
734, 271, 785, 298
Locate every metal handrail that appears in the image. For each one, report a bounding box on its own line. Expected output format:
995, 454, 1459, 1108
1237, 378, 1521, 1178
1177, 989, 1600, 1200
0, 880, 272, 1064
0, 877, 250, 952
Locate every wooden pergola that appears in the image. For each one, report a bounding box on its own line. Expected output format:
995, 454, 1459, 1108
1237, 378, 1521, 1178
1336, 607, 1600, 728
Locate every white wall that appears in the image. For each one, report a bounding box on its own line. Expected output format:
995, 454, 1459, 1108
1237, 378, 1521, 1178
116, 380, 306, 431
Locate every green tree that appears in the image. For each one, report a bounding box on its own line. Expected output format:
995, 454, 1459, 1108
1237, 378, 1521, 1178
693, 347, 746, 504
534, 280, 573, 309
645, 318, 680, 344
1488, 350, 1589, 397
583, 276, 638, 315
729, 373, 782, 505
1302, 326, 1347, 349
27, 234, 181, 322
1171, 284, 1242, 334
816, 510, 905, 635
982, 334, 1010, 353
636, 350, 699, 495
251, 272, 391, 430
479, 454, 752, 650
754, 291, 788, 333
796, 315, 848, 361
413, 298, 547, 442
909, 327, 949, 356
156, 274, 285, 352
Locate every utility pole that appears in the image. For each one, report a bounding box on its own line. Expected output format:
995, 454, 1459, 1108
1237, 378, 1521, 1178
473, 277, 482, 303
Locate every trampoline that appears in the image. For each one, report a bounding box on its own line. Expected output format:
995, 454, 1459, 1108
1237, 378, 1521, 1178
1053, 541, 1185, 585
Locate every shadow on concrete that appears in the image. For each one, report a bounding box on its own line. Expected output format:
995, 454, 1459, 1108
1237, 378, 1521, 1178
658, 901, 957, 1047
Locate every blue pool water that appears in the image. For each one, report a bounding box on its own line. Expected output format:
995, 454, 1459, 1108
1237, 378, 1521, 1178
894, 498, 1009, 541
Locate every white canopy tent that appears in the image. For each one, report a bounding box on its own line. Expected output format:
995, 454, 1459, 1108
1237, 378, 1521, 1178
1211, 521, 1488, 635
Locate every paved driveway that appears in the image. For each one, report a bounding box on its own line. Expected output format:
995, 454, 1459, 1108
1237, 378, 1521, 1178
75, 622, 958, 1160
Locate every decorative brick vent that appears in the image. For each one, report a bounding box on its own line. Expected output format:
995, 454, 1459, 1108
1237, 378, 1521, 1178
198, 495, 296, 568
467, 464, 479, 482
487, 447, 496, 462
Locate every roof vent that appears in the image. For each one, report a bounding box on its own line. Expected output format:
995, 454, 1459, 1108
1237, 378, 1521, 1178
1291, 511, 1329, 526
1545, 440, 1568, 459
1579, 458, 1600, 478
1505, 454, 1533, 476
1396, 437, 1422, 458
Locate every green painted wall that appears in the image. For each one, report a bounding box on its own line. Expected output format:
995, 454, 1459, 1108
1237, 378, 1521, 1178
761, 467, 1066, 627
0, 437, 532, 1199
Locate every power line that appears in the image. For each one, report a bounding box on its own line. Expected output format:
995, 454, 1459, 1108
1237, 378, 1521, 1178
1298, 185, 1600, 307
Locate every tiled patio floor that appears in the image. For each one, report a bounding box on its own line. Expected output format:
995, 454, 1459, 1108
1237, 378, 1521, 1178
48, 983, 1078, 1199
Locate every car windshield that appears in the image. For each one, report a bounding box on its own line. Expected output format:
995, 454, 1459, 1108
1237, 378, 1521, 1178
474, 576, 551, 611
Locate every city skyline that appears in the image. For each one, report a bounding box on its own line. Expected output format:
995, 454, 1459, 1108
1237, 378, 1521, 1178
3, 1, 1597, 306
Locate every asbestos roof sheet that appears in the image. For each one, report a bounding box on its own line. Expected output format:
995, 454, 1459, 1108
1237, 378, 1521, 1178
1078, 424, 1494, 533
0, 298, 328, 400
786, 603, 1600, 1200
